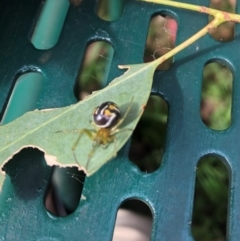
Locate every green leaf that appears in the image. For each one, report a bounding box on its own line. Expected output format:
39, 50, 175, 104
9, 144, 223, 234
0, 63, 156, 191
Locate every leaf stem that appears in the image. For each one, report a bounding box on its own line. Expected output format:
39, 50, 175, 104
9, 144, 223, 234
141, 0, 217, 16
152, 17, 221, 67
140, 0, 240, 22
142, 0, 240, 68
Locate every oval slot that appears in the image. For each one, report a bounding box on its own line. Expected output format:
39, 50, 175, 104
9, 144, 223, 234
31, 0, 70, 50
200, 61, 233, 130
113, 199, 153, 241
192, 155, 229, 241
144, 14, 177, 70
74, 40, 114, 100
208, 0, 236, 42
45, 167, 85, 217
128, 95, 168, 173
96, 0, 126, 22
1, 72, 44, 125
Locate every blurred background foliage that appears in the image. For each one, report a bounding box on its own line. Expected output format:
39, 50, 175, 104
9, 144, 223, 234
74, 41, 114, 100
47, 0, 235, 240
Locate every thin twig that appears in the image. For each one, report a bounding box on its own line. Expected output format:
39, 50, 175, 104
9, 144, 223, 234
140, 0, 239, 68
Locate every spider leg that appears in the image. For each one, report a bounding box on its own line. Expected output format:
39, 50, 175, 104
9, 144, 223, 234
72, 129, 95, 167
111, 128, 133, 136
112, 137, 117, 158
85, 142, 101, 170
89, 120, 96, 127
112, 97, 134, 131
107, 129, 133, 159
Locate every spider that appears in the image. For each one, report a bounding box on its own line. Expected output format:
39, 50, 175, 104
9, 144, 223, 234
70, 98, 134, 170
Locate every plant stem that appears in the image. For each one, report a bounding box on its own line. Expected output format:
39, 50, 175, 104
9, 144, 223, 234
140, 0, 240, 22
141, 0, 217, 16
141, 0, 240, 67
152, 18, 221, 67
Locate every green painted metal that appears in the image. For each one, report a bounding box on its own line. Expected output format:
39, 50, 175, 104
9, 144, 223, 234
0, 0, 240, 240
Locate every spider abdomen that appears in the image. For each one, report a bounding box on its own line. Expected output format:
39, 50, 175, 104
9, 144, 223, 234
93, 101, 121, 128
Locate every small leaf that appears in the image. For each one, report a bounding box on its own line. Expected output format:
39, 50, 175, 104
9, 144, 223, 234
0, 62, 156, 191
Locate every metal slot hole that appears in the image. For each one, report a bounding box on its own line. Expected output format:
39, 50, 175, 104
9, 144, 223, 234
44, 167, 85, 217
144, 13, 177, 70
74, 40, 114, 100
1, 71, 44, 125
113, 199, 153, 241
128, 95, 168, 173
208, 0, 236, 42
200, 61, 233, 130
31, 0, 70, 50
96, 0, 126, 22
192, 155, 229, 241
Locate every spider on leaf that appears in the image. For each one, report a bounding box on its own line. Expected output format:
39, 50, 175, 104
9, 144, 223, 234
58, 98, 134, 170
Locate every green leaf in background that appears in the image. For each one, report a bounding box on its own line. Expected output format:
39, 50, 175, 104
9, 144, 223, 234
0, 63, 156, 191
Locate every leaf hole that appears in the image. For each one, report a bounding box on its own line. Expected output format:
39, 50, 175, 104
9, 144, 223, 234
128, 95, 168, 173
2, 148, 51, 200
96, 0, 126, 22
191, 155, 229, 241
31, 0, 70, 50
74, 40, 114, 100
113, 199, 153, 241
200, 61, 233, 130
0, 70, 44, 125
208, 0, 236, 42
144, 13, 178, 70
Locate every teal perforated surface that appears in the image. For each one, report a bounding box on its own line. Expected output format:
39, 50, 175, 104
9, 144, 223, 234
0, 0, 240, 240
